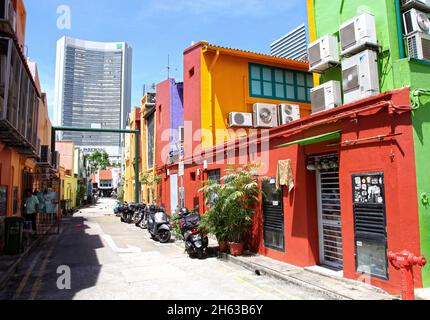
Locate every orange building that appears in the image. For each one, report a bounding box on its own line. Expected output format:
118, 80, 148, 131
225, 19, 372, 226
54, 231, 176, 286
0, 0, 60, 253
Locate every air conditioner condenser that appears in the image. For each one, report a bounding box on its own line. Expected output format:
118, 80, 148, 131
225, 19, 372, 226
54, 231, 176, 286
310, 81, 342, 114
339, 12, 378, 56
407, 31, 430, 60
403, 8, 430, 35
278, 104, 301, 125
342, 49, 380, 105
308, 35, 340, 73
401, 0, 430, 13
228, 112, 253, 128
253, 103, 278, 128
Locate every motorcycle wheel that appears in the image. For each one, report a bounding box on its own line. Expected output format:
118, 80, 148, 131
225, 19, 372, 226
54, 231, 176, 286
158, 230, 171, 243
139, 220, 147, 229
197, 248, 204, 260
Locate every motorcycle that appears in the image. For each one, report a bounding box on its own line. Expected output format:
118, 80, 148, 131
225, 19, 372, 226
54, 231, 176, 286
120, 203, 135, 224
178, 208, 208, 259
147, 205, 171, 243
134, 204, 148, 229
114, 201, 122, 216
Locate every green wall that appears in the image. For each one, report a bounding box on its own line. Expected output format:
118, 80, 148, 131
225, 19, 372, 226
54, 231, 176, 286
394, 58, 430, 287
312, 0, 430, 287
313, 0, 401, 93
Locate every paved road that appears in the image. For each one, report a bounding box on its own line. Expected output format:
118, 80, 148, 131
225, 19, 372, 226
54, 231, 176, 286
0, 198, 329, 300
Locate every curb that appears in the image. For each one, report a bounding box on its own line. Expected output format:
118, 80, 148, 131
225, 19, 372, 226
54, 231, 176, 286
218, 253, 394, 300
218, 253, 351, 300
0, 225, 56, 290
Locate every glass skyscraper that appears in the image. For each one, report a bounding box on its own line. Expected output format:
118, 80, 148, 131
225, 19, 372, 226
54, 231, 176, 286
54, 36, 132, 163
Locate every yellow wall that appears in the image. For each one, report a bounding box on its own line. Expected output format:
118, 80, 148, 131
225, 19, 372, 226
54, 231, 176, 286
63, 175, 77, 208
139, 95, 156, 204
199, 47, 312, 149
306, 0, 321, 87
124, 107, 142, 203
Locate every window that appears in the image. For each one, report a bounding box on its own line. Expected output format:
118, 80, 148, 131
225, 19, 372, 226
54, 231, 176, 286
207, 169, 221, 184
188, 67, 195, 78
206, 169, 221, 205
249, 63, 313, 103
147, 113, 155, 170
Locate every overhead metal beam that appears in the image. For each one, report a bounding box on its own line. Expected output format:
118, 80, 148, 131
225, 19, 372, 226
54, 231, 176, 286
52, 126, 140, 203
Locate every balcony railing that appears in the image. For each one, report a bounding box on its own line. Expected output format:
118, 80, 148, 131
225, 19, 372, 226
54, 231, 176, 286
0, 37, 39, 156
0, 0, 16, 36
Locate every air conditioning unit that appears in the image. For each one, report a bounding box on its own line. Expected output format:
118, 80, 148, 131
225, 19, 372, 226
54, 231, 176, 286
308, 35, 340, 73
278, 104, 301, 125
401, 0, 430, 13
342, 49, 380, 105
253, 103, 278, 128
228, 112, 253, 128
407, 31, 430, 60
0, 0, 17, 34
403, 8, 430, 35
39, 145, 52, 164
310, 81, 342, 114
339, 12, 378, 56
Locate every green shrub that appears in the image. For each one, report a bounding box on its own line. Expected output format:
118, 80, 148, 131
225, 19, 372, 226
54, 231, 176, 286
200, 163, 261, 244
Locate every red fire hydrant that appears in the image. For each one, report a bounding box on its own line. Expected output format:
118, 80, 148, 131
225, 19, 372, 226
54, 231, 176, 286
388, 250, 427, 300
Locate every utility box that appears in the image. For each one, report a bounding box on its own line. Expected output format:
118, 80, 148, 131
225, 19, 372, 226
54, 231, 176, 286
4, 217, 24, 255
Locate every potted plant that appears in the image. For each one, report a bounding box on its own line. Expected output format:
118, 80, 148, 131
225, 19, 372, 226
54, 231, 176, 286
200, 180, 229, 252
200, 164, 260, 256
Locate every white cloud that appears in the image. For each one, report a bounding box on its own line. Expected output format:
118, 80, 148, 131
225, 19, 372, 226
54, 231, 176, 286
142, 0, 301, 18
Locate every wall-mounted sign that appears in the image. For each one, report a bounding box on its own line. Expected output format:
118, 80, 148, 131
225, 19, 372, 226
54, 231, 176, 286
178, 162, 185, 177
353, 173, 384, 205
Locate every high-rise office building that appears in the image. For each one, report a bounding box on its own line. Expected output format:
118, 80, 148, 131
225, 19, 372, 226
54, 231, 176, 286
271, 24, 308, 61
54, 36, 132, 163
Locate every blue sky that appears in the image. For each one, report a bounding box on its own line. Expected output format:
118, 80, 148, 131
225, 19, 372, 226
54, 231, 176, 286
25, 0, 307, 119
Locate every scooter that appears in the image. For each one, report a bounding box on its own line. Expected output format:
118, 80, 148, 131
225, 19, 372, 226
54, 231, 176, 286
178, 208, 208, 259
147, 205, 171, 243
114, 201, 122, 216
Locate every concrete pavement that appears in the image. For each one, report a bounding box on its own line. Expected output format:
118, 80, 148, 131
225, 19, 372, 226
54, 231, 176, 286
0, 198, 331, 300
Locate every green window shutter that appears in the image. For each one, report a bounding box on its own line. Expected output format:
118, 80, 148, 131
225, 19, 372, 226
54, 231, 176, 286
249, 63, 313, 103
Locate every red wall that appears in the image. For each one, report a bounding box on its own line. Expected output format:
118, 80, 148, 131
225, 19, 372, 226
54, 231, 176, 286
183, 44, 203, 161
155, 80, 172, 169
158, 87, 422, 295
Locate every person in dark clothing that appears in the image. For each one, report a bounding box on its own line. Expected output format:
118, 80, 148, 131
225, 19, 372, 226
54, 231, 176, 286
24, 189, 39, 232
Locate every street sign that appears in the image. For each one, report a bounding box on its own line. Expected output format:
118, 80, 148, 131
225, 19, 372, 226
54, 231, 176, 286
178, 161, 185, 177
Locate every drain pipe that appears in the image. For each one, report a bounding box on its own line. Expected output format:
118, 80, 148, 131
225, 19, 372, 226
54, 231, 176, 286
395, 0, 406, 59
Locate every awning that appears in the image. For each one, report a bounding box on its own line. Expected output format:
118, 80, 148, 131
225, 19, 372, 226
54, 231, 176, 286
275, 131, 342, 149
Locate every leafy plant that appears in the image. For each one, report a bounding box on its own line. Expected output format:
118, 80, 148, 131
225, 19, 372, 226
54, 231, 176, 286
170, 210, 183, 240
88, 151, 111, 173
117, 188, 124, 203
200, 163, 261, 244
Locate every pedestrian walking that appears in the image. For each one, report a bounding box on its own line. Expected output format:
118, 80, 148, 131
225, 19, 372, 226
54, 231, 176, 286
24, 189, 39, 233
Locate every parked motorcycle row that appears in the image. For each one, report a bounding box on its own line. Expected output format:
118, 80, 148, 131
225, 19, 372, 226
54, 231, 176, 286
114, 201, 209, 259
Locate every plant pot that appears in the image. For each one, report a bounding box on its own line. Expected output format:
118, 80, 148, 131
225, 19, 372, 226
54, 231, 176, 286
229, 242, 244, 256
218, 241, 229, 253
